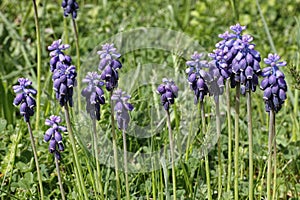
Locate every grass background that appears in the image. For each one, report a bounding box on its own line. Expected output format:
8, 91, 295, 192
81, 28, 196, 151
0, 0, 300, 199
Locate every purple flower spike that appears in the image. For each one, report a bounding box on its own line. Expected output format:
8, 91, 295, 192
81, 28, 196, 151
210, 24, 261, 95
44, 115, 67, 160
13, 78, 37, 122
48, 39, 71, 72
157, 78, 178, 111
260, 54, 287, 112
186, 52, 211, 104
97, 43, 122, 91
111, 89, 134, 130
81, 72, 106, 120
62, 0, 79, 19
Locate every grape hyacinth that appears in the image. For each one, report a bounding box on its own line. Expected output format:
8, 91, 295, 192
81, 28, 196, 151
13, 78, 37, 122
186, 52, 210, 104
44, 115, 67, 160
81, 72, 106, 120
157, 78, 179, 111
111, 89, 134, 130
210, 24, 261, 94
62, 0, 79, 19
48, 39, 71, 72
97, 43, 122, 91
260, 54, 287, 112
48, 39, 77, 107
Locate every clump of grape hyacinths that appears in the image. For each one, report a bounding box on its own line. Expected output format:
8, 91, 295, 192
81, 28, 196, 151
13, 78, 37, 122
44, 115, 67, 160
97, 43, 122, 91
260, 53, 287, 112
111, 89, 134, 130
81, 72, 106, 120
48, 39, 72, 72
185, 52, 210, 104
210, 24, 261, 94
157, 78, 179, 111
62, 0, 79, 19
48, 39, 77, 107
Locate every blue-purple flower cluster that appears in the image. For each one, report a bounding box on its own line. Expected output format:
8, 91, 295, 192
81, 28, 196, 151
13, 78, 37, 122
111, 89, 134, 130
157, 78, 179, 111
44, 115, 67, 160
62, 0, 79, 19
260, 54, 287, 112
97, 43, 122, 91
81, 72, 106, 120
210, 24, 261, 95
186, 52, 210, 104
48, 39, 77, 107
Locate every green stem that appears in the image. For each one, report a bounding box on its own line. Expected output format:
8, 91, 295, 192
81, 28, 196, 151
55, 157, 66, 200
64, 104, 88, 200
255, 0, 277, 53
267, 110, 275, 200
234, 83, 240, 200
27, 121, 44, 200
215, 96, 222, 200
122, 124, 130, 200
32, 0, 41, 130
272, 113, 276, 200
166, 109, 176, 200
226, 80, 233, 192
110, 91, 121, 200
63, 18, 69, 44
200, 102, 212, 200
92, 119, 105, 199
72, 19, 82, 111
247, 91, 254, 200
229, 0, 239, 22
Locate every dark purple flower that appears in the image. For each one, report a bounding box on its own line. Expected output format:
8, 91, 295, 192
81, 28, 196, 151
62, 0, 79, 19
48, 39, 77, 107
260, 54, 287, 112
52, 62, 77, 107
81, 72, 105, 120
48, 39, 71, 72
44, 115, 67, 160
97, 43, 122, 91
111, 89, 133, 130
13, 78, 37, 122
186, 52, 210, 104
157, 78, 178, 111
209, 24, 261, 94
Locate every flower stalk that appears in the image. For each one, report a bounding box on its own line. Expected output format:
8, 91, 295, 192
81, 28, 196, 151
226, 80, 233, 193
55, 157, 66, 200
215, 96, 222, 200
32, 0, 42, 130
27, 121, 44, 200
247, 91, 254, 200
234, 83, 240, 200
166, 109, 176, 200
200, 102, 212, 200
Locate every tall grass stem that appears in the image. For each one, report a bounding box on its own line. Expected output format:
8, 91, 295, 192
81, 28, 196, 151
27, 121, 44, 200
166, 109, 176, 200
63, 104, 88, 200
71, 19, 82, 111
32, 0, 42, 130
92, 119, 105, 199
